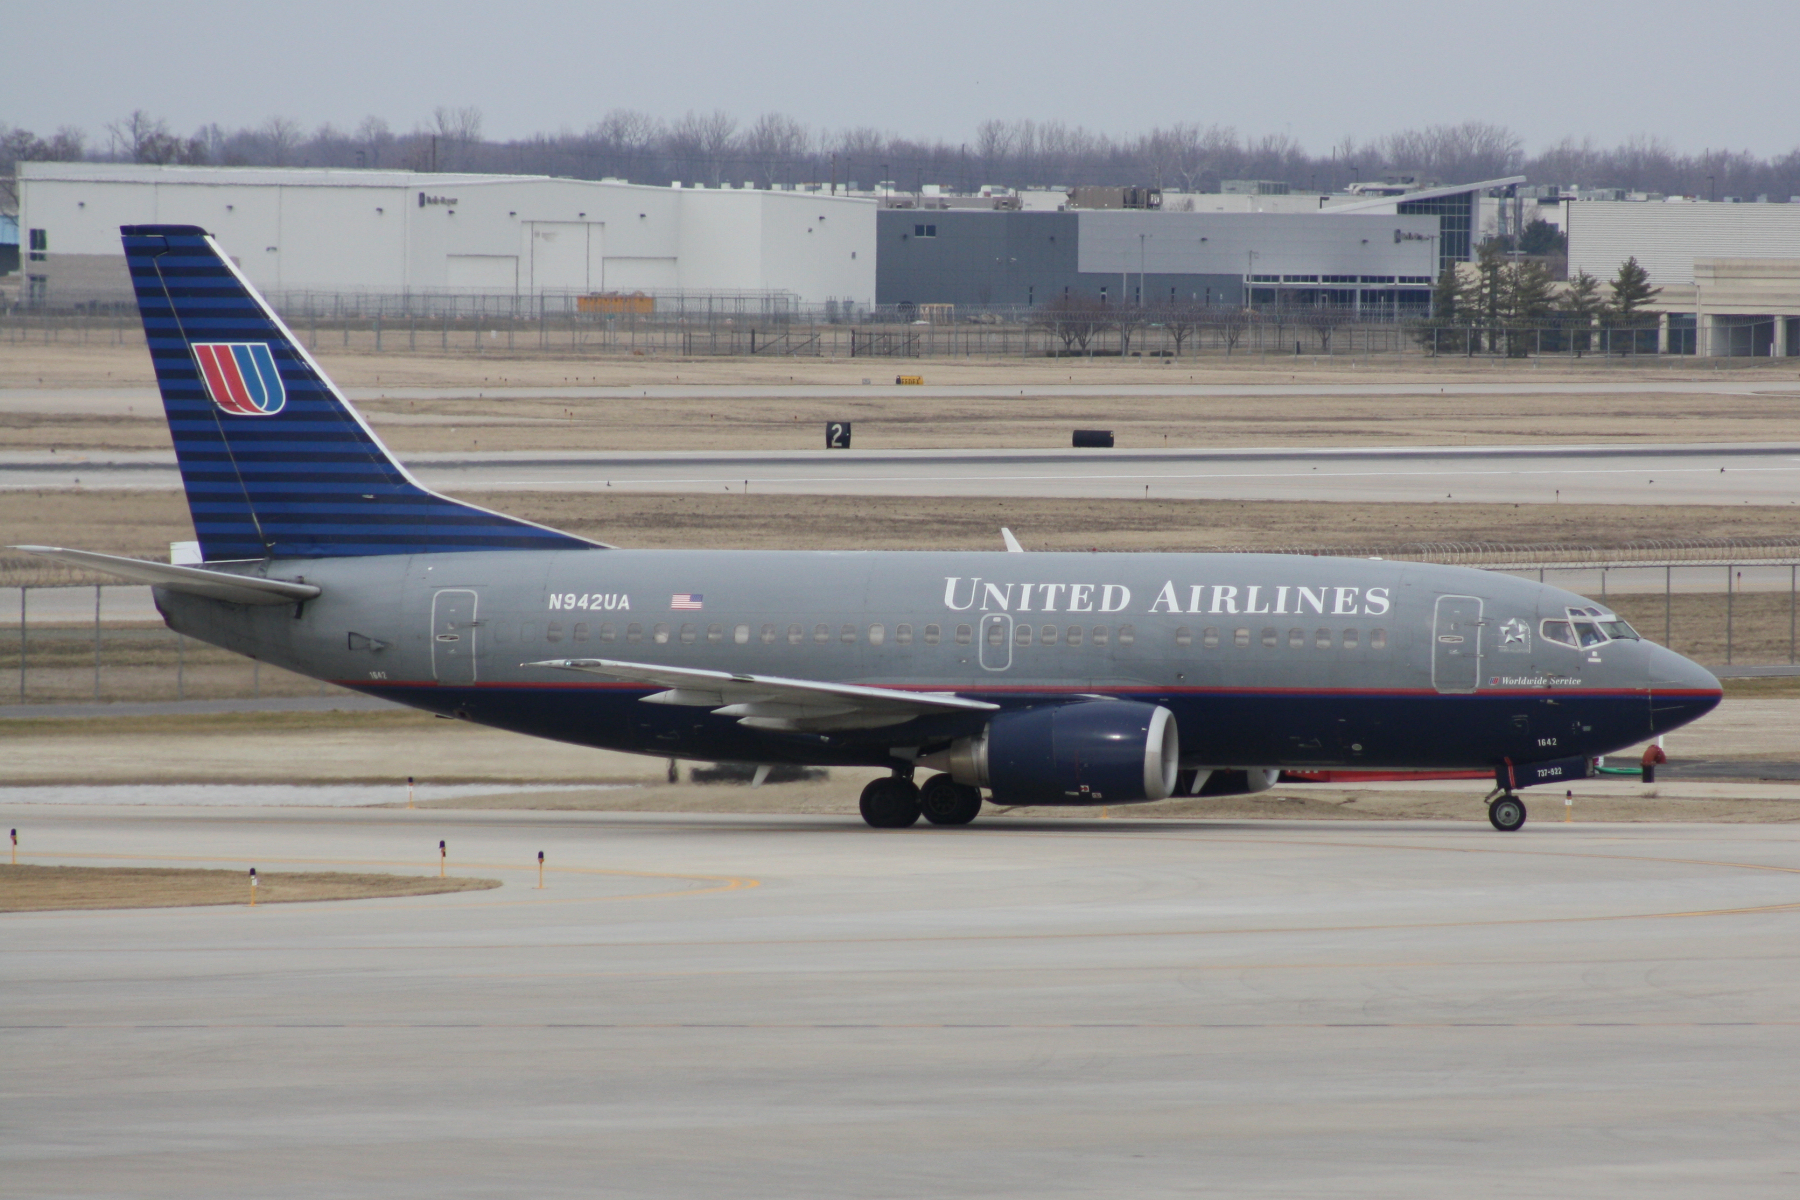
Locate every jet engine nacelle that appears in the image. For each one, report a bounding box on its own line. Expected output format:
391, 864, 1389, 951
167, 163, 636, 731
922, 700, 1179, 805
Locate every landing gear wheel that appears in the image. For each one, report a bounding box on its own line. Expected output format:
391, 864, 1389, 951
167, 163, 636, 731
1488, 794, 1527, 832
918, 773, 983, 826
859, 777, 921, 829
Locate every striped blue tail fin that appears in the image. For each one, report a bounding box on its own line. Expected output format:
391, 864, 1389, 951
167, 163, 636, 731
122, 224, 602, 561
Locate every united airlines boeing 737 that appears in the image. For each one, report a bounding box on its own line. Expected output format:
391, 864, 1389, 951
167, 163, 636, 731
16, 226, 1723, 831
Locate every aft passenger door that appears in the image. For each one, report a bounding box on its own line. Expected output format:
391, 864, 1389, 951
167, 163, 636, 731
432, 589, 480, 686
1432, 594, 1483, 693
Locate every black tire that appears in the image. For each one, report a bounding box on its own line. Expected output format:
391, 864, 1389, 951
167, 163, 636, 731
1488, 795, 1527, 832
860, 777, 921, 829
918, 773, 983, 826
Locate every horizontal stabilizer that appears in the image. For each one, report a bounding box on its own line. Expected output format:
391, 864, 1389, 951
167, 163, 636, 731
526, 657, 997, 732
11, 546, 321, 606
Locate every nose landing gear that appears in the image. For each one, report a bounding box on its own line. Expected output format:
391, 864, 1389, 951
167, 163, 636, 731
1484, 789, 1528, 832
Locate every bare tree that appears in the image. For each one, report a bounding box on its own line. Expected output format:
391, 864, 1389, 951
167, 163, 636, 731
743, 113, 809, 187
1205, 306, 1253, 356
668, 109, 738, 185
429, 106, 483, 170
260, 116, 303, 166
1032, 294, 1110, 355
355, 115, 394, 168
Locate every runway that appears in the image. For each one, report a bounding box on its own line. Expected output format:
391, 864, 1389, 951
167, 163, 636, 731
10, 441, 1800, 505
8, 807, 1800, 1196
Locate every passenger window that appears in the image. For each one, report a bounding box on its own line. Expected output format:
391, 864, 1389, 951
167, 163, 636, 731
987, 622, 1006, 646
955, 624, 972, 645
924, 624, 940, 645
678, 623, 696, 645
1117, 625, 1135, 646
1092, 626, 1109, 646
787, 623, 804, 645
1287, 628, 1304, 649
653, 623, 670, 645
1175, 627, 1192, 647
519, 622, 538, 643
1370, 628, 1387, 650
1202, 627, 1219, 649
896, 624, 914, 645
626, 622, 643, 643
759, 623, 775, 644
813, 623, 830, 644
1262, 628, 1278, 649
1341, 628, 1358, 649
599, 622, 616, 643
1065, 625, 1083, 647
707, 624, 723, 644
573, 622, 589, 643
1014, 624, 1032, 646
1234, 627, 1250, 648
546, 622, 564, 643
840, 624, 857, 644
734, 624, 750, 644
869, 623, 885, 646
1315, 628, 1331, 649
1040, 625, 1058, 645
1574, 622, 1605, 648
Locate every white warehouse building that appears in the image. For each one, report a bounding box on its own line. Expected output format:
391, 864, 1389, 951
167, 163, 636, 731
16, 163, 875, 307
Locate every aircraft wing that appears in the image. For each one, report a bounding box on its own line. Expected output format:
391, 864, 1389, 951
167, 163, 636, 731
526, 657, 999, 732
10, 546, 321, 606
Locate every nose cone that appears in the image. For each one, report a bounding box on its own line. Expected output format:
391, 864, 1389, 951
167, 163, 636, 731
1647, 644, 1723, 735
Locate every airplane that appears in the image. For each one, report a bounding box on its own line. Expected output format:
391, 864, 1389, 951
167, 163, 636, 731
16, 225, 1723, 832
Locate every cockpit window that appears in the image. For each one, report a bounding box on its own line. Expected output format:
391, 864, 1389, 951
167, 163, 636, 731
1601, 620, 1639, 641
1540, 620, 1576, 647
1573, 621, 1605, 648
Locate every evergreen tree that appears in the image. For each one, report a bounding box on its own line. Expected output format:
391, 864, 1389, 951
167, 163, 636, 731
1429, 263, 1465, 322
1498, 260, 1556, 355
1563, 270, 1603, 355
1607, 256, 1661, 322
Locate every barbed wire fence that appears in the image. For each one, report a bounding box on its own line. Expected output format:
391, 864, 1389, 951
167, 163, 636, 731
2, 301, 1759, 361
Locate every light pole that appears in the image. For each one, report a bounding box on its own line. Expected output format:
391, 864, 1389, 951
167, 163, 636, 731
1139, 232, 1149, 307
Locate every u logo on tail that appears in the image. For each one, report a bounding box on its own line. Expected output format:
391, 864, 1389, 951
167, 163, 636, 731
193, 342, 286, 415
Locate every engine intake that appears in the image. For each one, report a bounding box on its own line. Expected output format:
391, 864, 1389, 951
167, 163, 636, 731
922, 700, 1179, 806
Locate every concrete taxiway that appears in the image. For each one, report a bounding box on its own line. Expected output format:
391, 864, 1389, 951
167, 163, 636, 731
11, 441, 1800, 506
7, 806, 1800, 1197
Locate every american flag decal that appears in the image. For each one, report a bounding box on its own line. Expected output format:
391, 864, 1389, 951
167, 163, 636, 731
670, 593, 704, 610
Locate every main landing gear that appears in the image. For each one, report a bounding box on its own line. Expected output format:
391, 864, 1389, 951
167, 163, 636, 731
860, 771, 984, 828
918, 773, 983, 826
1484, 789, 1528, 832
860, 775, 921, 828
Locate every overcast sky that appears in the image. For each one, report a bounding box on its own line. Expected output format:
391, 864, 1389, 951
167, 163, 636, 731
10, 0, 1798, 157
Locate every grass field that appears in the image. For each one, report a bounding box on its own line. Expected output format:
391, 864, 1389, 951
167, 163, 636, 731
0, 863, 500, 911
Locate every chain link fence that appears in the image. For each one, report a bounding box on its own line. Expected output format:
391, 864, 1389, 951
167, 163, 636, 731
1, 304, 1744, 361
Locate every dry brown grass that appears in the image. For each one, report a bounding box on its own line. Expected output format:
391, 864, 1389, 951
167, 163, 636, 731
0, 863, 499, 911
11, 487, 1800, 569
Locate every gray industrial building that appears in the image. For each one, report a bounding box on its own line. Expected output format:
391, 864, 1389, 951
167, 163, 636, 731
877, 208, 1439, 313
